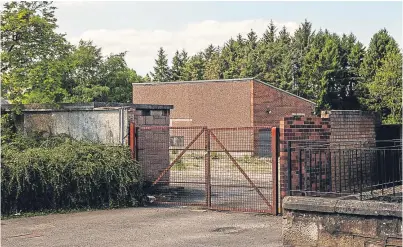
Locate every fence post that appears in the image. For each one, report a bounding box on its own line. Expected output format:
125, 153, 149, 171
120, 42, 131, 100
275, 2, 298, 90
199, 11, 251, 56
287, 141, 292, 196
271, 127, 279, 215
205, 127, 211, 208
130, 122, 136, 160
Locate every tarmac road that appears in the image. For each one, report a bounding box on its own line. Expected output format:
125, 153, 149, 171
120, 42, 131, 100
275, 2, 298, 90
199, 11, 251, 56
1, 206, 282, 247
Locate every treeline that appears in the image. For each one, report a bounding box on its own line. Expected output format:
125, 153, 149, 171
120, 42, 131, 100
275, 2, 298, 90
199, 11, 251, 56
150, 21, 402, 123
1, 2, 402, 123
1, 1, 144, 105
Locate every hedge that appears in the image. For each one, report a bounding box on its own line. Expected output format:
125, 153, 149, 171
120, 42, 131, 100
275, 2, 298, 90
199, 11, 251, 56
1, 135, 144, 215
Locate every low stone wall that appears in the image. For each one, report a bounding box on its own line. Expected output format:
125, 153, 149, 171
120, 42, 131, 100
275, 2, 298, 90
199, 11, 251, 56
282, 196, 402, 247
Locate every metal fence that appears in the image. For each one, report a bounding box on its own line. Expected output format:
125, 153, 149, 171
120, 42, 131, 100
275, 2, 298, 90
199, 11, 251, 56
288, 140, 402, 201
135, 126, 278, 214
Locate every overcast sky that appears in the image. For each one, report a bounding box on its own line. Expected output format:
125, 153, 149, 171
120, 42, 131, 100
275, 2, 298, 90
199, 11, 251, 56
30, 1, 403, 75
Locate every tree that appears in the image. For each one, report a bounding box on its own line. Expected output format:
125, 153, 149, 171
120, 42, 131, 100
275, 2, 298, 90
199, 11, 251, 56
171, 49, 188, 81
262, 20, 277, 44
1, 1, 72, 104
278, 26, 291, 44
143, 73, 152, 82
360, 29, 400, 83
290, 19, 315, 95
171, 50, 182, 81
64, 40, 109, 103
150, 47, 171, 82
358, 29, 401, 115
204, 49, 223, 80
364, 47, 402, 123
182, 53, 205, 81
101, 52, 143, 103
338, 33, 364, 109
203, 44, 216, 61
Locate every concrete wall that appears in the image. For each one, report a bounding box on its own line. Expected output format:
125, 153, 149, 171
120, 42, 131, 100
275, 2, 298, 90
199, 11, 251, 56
23, 109, 129, 145
283, 196, 402, 247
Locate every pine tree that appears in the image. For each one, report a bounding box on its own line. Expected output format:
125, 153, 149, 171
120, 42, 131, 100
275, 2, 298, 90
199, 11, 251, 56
262, 20, 277, 44
150, 47, 171, 82
290, 19, 315, 95
182, 53, 205, 81
204, 50, 223, 80
246, 29, 258, 49
278, 26, 291, 44
143, 73, 152, 82
171, 50, 182, 81
204, 44, 216, 61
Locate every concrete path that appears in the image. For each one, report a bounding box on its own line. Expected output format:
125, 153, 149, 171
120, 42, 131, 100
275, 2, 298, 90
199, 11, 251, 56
1, 206, 282, 247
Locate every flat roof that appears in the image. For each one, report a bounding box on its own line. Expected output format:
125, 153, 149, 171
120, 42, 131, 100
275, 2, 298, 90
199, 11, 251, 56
133, 78, 316, 105
1, 102, 173, 112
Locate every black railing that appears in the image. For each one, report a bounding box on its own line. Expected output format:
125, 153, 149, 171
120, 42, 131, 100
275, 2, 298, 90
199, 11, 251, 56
288, 140, 402, 201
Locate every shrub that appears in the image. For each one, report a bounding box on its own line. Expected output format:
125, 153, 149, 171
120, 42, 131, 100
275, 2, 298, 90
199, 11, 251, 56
1, 135, 144, 216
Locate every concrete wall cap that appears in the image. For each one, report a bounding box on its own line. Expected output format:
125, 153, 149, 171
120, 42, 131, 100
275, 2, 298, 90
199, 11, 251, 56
283, 196, 402, 218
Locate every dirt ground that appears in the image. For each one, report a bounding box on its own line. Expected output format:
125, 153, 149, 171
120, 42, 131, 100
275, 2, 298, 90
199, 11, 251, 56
1, 206, 282, 247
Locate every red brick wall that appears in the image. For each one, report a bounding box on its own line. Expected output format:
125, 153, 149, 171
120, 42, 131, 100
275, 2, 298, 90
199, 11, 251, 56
252, 80, 315, 127
279, 115, 331, 210
278, 110, 381, 212
129, 109, 171, 183
327, 110, 380, 148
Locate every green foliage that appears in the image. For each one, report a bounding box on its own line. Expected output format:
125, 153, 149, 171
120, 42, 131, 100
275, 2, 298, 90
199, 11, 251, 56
358, 29, 402, 123
2, 1, 401, 123
1, 1, 72, 104
1, 2, 144, 104
1, 135, 144, 215
365, 51, 402, 123
150, 47, 171, 82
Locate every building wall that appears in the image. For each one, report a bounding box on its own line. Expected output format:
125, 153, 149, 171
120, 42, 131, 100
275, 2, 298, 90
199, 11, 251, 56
24, 110, 129, 145
133, 80, 252, 128
252, 80, 315, 127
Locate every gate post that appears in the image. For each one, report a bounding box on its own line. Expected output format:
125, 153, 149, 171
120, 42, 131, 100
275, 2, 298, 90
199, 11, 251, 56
271, 127, 279, 215
205, 127, 211, 208
130, 122, 136, 160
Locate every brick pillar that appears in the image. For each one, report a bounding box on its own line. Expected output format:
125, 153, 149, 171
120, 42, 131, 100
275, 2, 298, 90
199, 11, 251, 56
129, 108, 171, 184
279, 115, 331, 211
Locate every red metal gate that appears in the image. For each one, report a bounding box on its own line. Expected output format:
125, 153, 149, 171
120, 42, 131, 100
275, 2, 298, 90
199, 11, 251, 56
132, 125, 279, 214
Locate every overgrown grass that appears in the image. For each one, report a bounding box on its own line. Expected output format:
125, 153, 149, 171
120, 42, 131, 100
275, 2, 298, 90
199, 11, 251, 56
1, 134, 144, 216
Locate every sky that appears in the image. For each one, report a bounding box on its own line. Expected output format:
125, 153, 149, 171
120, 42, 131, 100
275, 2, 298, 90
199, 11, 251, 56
48, 1, 403, 76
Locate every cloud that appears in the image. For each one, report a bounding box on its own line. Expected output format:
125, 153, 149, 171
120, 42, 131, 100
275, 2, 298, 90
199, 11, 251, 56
68, 19, 299, 75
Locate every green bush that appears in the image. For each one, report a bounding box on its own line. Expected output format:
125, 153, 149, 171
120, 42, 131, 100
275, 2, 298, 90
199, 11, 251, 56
1, 135, 144, 216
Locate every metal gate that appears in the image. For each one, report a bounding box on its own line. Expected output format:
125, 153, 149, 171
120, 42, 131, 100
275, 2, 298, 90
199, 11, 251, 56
133, 125, 278, 214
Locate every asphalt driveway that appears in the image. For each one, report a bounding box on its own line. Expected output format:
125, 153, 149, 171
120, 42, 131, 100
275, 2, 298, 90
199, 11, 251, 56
1, 206, 282, 247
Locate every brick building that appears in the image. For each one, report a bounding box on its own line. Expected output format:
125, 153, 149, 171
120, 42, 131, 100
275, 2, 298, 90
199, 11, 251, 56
132, 78, 315, 128
133, 78, 315, 153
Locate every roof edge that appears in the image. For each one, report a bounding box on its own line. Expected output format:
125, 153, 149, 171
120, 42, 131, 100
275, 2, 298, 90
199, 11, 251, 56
1, 102, 174, 112
253, 78, 316, 105
132, 78, 255, 86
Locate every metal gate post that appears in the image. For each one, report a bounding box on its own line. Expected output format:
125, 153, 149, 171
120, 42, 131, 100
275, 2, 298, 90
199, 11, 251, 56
130, 122, 136, 160
271, 127, 279, 215
205, 127, 211, 208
